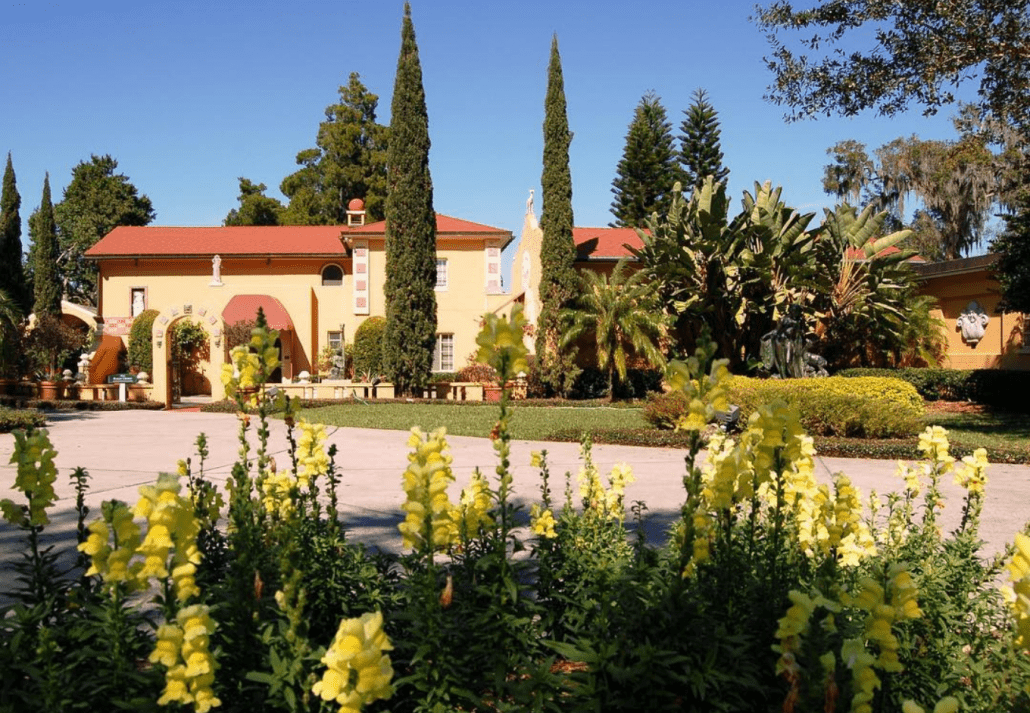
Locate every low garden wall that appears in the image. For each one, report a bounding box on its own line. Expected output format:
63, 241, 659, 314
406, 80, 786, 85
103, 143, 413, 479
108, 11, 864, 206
266, 380, 485, 402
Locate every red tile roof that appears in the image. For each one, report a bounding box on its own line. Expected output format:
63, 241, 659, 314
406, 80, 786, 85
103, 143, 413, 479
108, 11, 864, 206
85, 214, 513, 258
222, 295, 294, 330
350, 214, 512, 237
85, 225, 349, 257
573, 227, 646, 260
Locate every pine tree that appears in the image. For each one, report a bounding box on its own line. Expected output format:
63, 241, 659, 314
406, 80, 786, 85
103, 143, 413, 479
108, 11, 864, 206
54, 154, 155, 305
609, 92, 681, 227
224, 178, 284, 226
382, 3, 437, 396
0, 153, 26, 312
280, 72, 389, 225
679, 88, 730, 193
994, 192, 1030, 314
31, 174, 62, 318
536, 34, 582, 396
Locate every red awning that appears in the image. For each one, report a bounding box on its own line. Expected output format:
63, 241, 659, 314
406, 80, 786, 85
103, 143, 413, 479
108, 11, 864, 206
221, 295, 294, 331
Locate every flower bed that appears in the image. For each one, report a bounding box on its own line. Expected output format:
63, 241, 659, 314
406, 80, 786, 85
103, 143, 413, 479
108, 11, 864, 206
3, 315, 1029, 712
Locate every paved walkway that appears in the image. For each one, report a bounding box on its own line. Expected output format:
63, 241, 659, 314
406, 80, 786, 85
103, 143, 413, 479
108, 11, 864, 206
2, 409, 1028, 586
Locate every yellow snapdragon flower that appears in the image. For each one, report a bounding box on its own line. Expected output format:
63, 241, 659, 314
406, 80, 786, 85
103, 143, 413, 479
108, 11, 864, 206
313, 611, 394, 713
529, 504, 557, 539
1, 429, 60, 528
455, 471, 494, 538
953, 448, 989, 495
1003, 532, 1030, 654
398, 427, 459, 553
152, 604, 220, 712
917, 426, 955, 472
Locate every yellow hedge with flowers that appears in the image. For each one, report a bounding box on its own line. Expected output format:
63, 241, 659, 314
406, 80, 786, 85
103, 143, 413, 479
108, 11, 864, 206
727, 375, 924, 438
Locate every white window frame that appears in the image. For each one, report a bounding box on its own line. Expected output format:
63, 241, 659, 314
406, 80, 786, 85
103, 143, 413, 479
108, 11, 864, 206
327, 330, 344, 351
432, 333, 454, 372
435, 258, 448, 291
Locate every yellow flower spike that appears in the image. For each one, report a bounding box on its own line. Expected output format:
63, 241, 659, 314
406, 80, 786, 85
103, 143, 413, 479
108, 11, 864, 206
1, 429, 60, 528
313, 612, 394, 711
530, 504, 558, 539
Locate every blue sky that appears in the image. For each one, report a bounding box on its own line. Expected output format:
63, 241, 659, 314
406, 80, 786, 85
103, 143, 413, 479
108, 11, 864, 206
2, 0, 972, 281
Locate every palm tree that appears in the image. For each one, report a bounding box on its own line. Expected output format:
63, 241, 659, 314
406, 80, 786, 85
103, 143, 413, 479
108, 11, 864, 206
560, 259, 669, 399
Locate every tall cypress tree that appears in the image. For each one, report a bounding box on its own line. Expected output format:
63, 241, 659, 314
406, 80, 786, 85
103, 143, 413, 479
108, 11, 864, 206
679, 88, 730, 193
536, 34, 581, 396
1, 153, 26, 312
383, 2, 437, 396
610, 92, 681, 227
31, 174, 62, 318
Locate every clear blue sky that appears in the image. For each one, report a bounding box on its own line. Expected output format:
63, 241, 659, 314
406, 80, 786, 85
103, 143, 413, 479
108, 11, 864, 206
2, 0, 970, 280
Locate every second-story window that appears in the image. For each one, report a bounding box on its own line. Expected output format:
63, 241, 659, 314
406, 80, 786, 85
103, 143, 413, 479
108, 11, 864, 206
435, 258, 448, 291
321, 264, 343, 286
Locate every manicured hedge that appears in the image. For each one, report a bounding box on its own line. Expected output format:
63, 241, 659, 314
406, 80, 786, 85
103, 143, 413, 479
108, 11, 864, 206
351, 316, 386, 379
644, 376, 923, 439
839, 367, 1030, 412
0, 407, 46, 433
0, 396, 164, 412
127, 309, 160, 373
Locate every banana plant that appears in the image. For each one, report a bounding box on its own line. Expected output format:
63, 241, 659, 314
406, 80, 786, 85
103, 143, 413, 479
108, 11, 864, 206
809, 203, 923, 367
631, 177, 821, 370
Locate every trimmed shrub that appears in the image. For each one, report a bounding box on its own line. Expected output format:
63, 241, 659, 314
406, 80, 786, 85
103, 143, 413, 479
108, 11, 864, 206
643, 389, 689, 430
0, 407, 46, 432
127, 309, 159, 373
351, 316, 386, 380
644, 376, 923, 438
839, 367, 1030, 412
456, 361, 497, 384
729, 376, 923, 438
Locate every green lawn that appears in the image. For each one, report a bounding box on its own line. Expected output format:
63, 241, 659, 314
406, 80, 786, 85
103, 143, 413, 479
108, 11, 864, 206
298, 401, 648, 441
924, 409, 1030, 459
296, 399, 1030, 463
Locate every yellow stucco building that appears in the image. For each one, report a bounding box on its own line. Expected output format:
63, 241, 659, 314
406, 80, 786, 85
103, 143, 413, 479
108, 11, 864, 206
915, 254, 1029, 370
85, 201, 513, 404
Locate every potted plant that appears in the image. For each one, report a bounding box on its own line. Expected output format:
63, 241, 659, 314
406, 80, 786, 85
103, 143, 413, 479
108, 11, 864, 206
26, 315, 88, 400
457, 356, 500, 401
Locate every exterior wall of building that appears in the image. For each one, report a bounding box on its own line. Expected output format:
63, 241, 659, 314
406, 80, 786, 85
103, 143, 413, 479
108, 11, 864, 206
918, 265, 1029, 370
97, 238, 513, 402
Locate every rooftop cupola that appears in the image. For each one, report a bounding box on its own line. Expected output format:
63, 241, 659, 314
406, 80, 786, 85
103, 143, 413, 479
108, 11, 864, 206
346, 198, 366, 226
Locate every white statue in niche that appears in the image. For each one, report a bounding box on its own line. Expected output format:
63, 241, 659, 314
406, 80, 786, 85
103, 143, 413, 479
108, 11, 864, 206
956, 300, 990, 346
210, 254, 223, 285
131, 290, 145, 316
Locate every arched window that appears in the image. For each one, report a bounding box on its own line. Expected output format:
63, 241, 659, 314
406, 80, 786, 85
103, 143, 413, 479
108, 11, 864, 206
321, 264, 343, 286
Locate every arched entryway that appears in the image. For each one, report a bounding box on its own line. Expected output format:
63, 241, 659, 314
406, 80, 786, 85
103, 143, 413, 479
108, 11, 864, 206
150, 304, 223, 408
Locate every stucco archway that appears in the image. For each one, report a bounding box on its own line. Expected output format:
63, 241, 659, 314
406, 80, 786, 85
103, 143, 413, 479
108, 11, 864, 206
150, 304, 224, 408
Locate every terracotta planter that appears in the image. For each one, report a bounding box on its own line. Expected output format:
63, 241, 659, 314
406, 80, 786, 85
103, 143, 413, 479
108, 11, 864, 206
483, 384, 503, 402
38, 381, 63, 400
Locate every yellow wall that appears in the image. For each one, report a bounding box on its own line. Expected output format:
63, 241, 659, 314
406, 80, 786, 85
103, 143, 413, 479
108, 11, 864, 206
919, 267, 1029, 370
97, 239, 512, 402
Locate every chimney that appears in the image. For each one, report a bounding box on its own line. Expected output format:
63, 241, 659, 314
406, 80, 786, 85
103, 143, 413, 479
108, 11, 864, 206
346, 198, 366, 227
